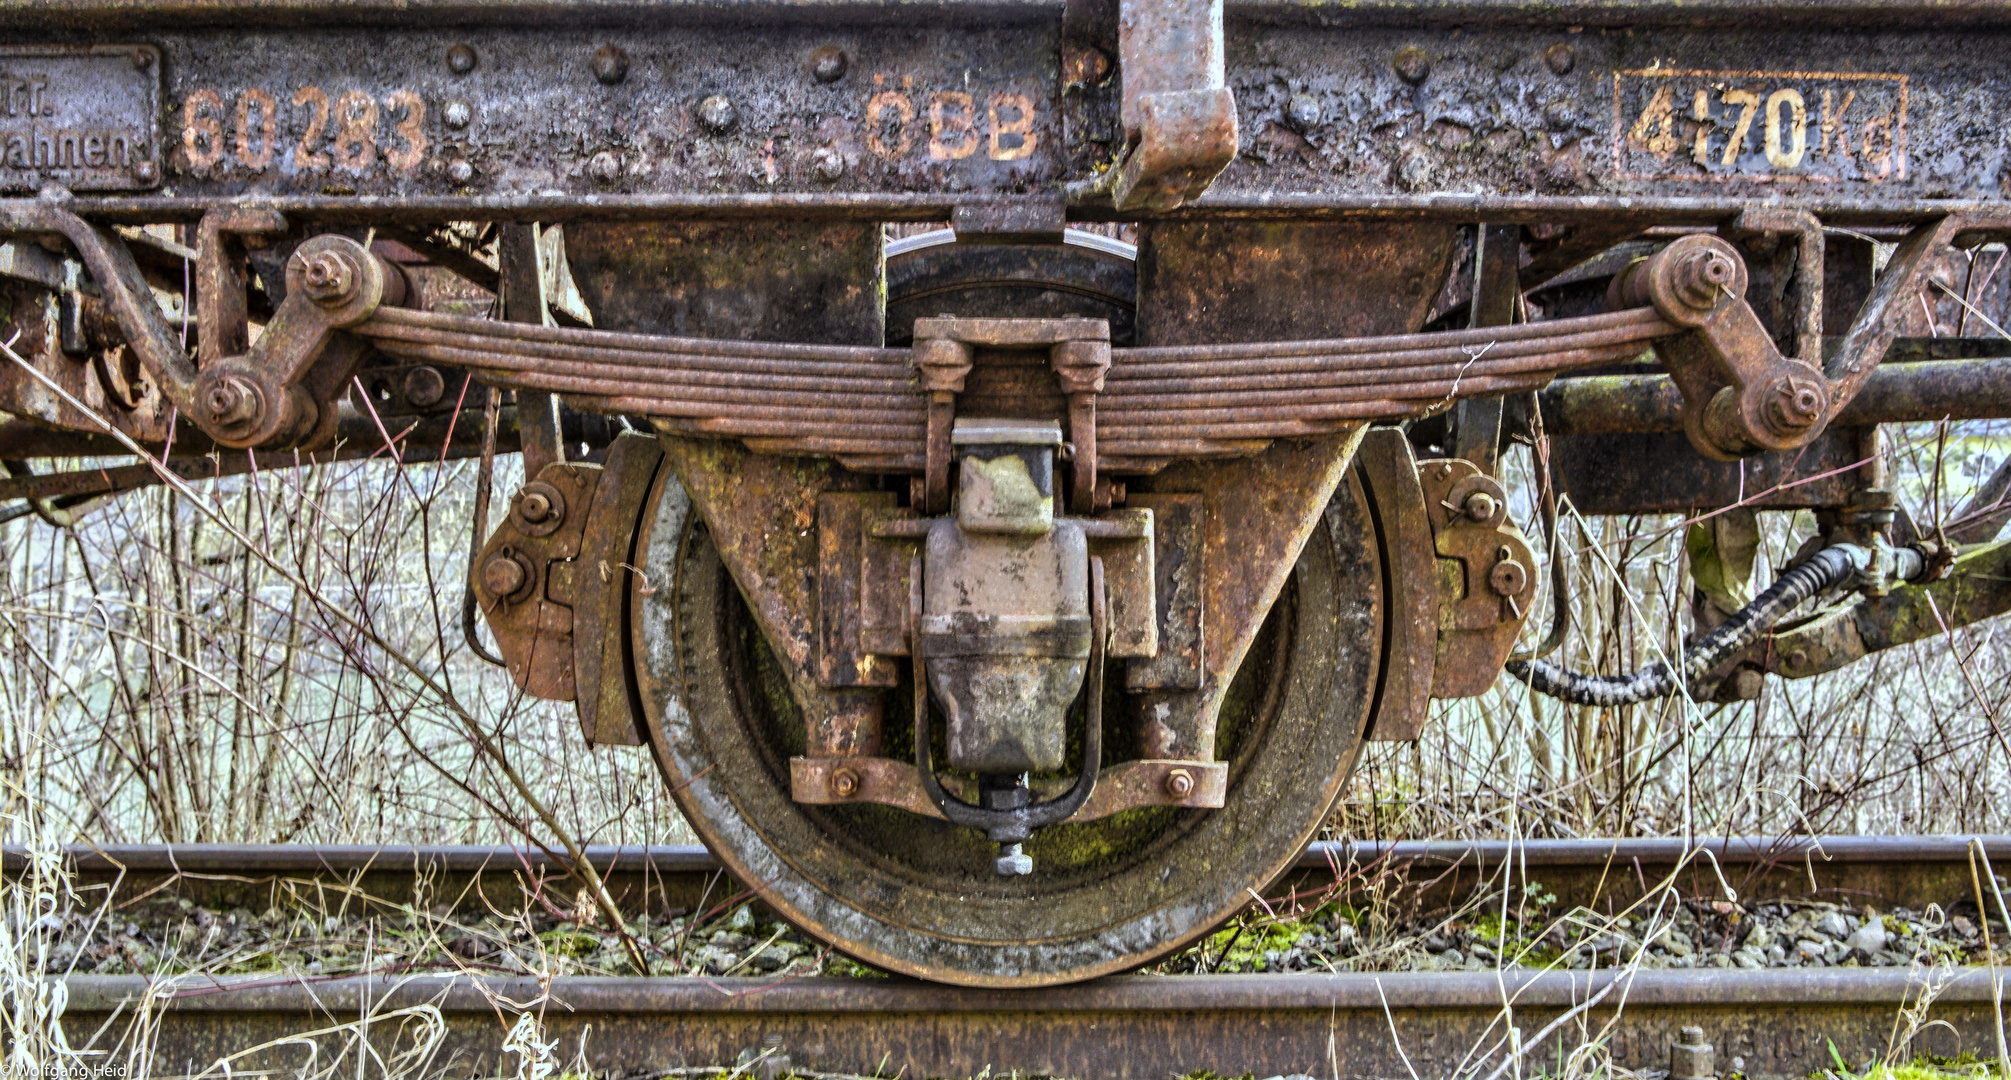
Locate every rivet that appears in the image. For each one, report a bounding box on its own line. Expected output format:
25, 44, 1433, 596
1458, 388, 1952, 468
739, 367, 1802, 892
1285, 93, 1322, 132
443, 100, 473, 129
446, 44, 478, 76
810, 45, 848, 84
1393, 46, 1431, 85
588, 150, 621, 185
592, 45, 630, 85
1544, 42, 1576, 76
697, 94, 739, 135
811, 147, 846, 183
131, 160, 158, 185
448, 159, 474, 183
129, 49, 153, 70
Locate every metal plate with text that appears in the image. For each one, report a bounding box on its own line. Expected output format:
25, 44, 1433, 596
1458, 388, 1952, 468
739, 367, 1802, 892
0, 45, 161, 193
3, 15, 2011, 216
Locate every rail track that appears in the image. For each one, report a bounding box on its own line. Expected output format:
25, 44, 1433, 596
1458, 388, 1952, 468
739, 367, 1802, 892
41, 834, 2011, 918
22, 837, 2011, 1080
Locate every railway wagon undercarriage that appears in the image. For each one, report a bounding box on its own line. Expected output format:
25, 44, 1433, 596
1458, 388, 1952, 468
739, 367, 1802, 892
2, 0, 2010, 985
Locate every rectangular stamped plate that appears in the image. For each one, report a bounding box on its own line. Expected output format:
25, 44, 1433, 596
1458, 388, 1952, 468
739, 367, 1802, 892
1612, 67, 1909, 186
0, 45, 161, 193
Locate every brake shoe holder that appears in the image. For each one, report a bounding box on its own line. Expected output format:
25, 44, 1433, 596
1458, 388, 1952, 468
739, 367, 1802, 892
1419, 456, 1539, 699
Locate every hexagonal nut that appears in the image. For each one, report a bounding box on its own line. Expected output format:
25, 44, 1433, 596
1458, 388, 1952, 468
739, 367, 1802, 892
1163, 768, 1195, 799
202, 374, 263, 429
1669, 1033, 1714, 1080
830, 768, 860, 798
299, 251, 358, 305
1763, 374, 1827, 436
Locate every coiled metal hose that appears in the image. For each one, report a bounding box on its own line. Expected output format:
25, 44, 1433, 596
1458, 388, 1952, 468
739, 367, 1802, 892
1505, 544, 1924, 707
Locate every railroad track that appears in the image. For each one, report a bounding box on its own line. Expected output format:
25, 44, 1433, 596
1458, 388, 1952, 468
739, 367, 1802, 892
35, 834, 2011, 919
21, 837, 2011, 1080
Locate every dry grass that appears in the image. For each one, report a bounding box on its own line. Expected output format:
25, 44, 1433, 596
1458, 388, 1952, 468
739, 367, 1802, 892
0, 240, 2005, 1075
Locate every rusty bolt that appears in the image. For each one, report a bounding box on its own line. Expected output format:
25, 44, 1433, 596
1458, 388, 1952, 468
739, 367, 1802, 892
1764, 375, 1826, 434
443, 100, 473, 129
811, 147, 846, 183
204, 376, 261, 427
1463, 490, 1498, 522
520, 490, 554, 523
697, 94, 739, 135
810, 45, 849, 84
1061, 45, 1111, 87
1489, 556, 1529, 598
1393, 46, 1431, 85
1285, 93, 1322, 132
592, 45, 629, 85
299, 251, 358, 306
1670, 1026, 1714, 1080
448, 159, 474, 183
402, 366, 446, 408
588, 150, 621, 185
1670, 247, 1740, 311
446, 44, 478, 75
481, 552, 528, 599
830, 768, 860, 798
132, 160, 158, 185
1544, 42, 1575, 75
995, 843, 1033, 877
1164, 768, 1196, 799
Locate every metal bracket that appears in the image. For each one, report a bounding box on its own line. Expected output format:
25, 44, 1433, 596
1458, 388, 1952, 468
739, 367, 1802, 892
1108, 0, 1239, 211
909, 315, 1110, 515
1419, 457, 1538, 699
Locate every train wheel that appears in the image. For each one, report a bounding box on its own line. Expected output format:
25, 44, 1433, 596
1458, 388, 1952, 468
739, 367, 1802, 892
627, 457, 1390, 986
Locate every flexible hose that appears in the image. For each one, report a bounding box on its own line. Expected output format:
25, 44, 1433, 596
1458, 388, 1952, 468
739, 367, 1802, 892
1505, 544, 1919, 707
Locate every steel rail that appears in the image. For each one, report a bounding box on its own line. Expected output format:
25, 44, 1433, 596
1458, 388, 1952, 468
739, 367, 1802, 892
16, 836, 2007, 922
24, 835, 2006, 874
53, 968, 2011, 1080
